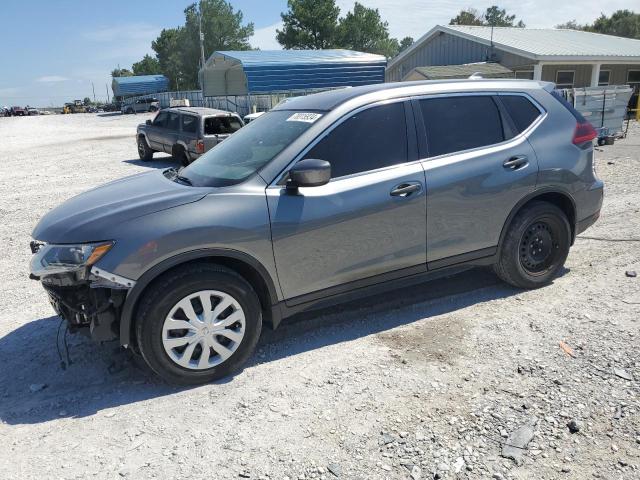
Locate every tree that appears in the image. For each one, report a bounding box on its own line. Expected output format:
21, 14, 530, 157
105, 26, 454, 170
83, 97, 91, 106
590, 10, 640, 39
132, 54, 161, 75
337, 2, 397, 57
277, 0, 340, 49
111, 68, 133, 77
555, 20, 584, 30
484, 6, 525, 27
449, 8, 484, 26
449, 6, 525, 27
398, 36, 414, 53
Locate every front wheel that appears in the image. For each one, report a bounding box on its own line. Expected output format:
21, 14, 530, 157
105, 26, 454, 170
135, 264, 262, 385
138, 137, 154, 161
494, 202, 571, 289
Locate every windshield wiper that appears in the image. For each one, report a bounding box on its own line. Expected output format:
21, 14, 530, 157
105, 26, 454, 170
164, 167, 193, 186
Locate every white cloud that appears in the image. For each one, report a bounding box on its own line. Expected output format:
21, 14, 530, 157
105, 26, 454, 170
36, 76, 69, 83
251, 22, 283, 50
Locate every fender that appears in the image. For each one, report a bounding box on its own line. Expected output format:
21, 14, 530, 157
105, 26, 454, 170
137, 132, 152, 149
118, 248, 280, 347
497, 186, 577, 251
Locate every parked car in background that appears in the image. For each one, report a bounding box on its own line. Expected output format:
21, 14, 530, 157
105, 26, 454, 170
29, 79, 603, 384
136, 107, 244, 165
10, 106, 27, 116
243, 111, 265, 124
122, 97, 159, 114
27, 107, 40, 116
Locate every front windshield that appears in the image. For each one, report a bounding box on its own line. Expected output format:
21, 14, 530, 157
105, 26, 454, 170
180, 110, 321, 187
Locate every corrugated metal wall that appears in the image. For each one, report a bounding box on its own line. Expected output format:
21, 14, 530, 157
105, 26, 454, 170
386, 32, 532, 81
112, 75, 169, 97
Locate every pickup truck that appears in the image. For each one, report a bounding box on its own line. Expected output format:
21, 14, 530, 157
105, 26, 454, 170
136, 107, 244, 166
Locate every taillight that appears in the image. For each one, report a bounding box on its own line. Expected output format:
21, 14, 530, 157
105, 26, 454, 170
196, 140, 204, 154
572, 121, 597, 145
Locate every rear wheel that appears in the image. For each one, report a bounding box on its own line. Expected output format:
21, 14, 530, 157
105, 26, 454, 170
494, 202, 571, 289
172, 145, 190, 167
137, 137, 154, 161
135, 264, 262, 385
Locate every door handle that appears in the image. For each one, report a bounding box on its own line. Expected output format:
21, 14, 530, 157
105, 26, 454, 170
390, 182, 422, 197
503, 155, 528, 170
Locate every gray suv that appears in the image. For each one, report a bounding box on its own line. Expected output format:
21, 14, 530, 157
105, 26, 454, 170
122, 97, 160, 114
137, 107, 244, 166
30, 80, 603, 384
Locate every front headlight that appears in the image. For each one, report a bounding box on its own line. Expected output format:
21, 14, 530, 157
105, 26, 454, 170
30, 241, 114, 277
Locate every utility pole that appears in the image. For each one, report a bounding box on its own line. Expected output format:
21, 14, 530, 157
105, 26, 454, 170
199, 0, 206, 71
105, 84, 110, 103
91, 82, 96, 102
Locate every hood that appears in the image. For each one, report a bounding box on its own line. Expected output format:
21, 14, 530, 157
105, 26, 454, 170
32, 170, 209, 243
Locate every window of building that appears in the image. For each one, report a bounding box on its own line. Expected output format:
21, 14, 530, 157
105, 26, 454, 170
598, 70, 611, 86
306, 102, 408, 178
555, 71, 575, 88
499, 95, 542, 133
515, 70, 534, 80
628, 70, 640, 84
419, 96, 504, 157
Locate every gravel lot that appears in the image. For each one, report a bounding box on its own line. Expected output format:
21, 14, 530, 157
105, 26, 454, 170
0, 113, 638, 480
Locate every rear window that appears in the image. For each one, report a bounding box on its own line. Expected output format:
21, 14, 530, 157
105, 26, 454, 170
182, 115, 198, 133
419, 96, 504, 157
550, 90, 587, 123
500, 95, 542, 133
204, 116, 243, 135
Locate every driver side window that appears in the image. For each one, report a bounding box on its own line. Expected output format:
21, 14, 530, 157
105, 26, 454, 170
305, 102, 408, 178
153, 112, 168, 127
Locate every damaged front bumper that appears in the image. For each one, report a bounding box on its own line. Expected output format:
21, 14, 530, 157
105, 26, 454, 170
29, 241, 135, 342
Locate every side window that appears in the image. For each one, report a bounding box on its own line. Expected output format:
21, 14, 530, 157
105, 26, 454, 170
306, 102, 408, 178
152, 111, 168, 127
167, 112, 180, 130
419, 96, 504, 157
204, 116, 243, 135
500, 95, 542, 133
182, 115, 198, 133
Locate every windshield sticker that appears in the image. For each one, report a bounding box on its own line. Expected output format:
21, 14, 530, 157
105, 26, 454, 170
286, 112, 322, 123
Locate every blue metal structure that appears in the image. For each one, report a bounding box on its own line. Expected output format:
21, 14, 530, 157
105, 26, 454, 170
112, 75, 169, 97
201, 50, 387, 96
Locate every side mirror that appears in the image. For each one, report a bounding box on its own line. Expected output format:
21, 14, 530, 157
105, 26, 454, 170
146, 119, 152, 125
288, 159, 331, 189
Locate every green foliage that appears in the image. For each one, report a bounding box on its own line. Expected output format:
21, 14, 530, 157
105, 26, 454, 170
83, 97, 91, 106
132, 54, 161, 75
276, 0, 340, 49
449, 6, 525, 27
276, 0, 408, 58
556, 10, 640, 40
589, 10, 640, 39
111, 68, 134, 77
398, 36, 414, 53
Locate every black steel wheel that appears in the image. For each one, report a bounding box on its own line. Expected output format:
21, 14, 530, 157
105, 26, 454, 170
494, 201, 571, 289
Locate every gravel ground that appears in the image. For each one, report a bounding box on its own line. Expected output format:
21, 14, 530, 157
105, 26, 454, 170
0, 113, 638, 480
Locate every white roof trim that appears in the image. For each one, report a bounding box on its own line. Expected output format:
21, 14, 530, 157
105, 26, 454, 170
388, 25, 640, 70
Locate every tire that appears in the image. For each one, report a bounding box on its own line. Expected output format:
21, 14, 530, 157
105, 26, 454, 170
172, 145, 190, 167
135, 264, 262, 385
149, 106, 158, 112
493, 201, 571, 289
137, 136, 154, 161
126, 107, 134, 114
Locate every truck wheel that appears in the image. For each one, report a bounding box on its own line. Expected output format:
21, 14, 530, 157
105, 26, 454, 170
137, 137, 154, 161
149, 106, 158, 112
172, 145, 190, 167
126, 107, 134, 114
135, 264, 262, 385
493, 201, 571, 289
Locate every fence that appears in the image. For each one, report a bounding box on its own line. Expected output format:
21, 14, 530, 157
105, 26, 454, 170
557, 85, 634, 138
125, 87, 344, 117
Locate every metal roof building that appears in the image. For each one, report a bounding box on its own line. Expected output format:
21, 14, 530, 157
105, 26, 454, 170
387, 25, 640, 92
200, 49, 387, 96
111, 75, 169, 97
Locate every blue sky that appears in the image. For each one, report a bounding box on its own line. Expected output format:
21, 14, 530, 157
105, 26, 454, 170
1, 0, 637, 106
